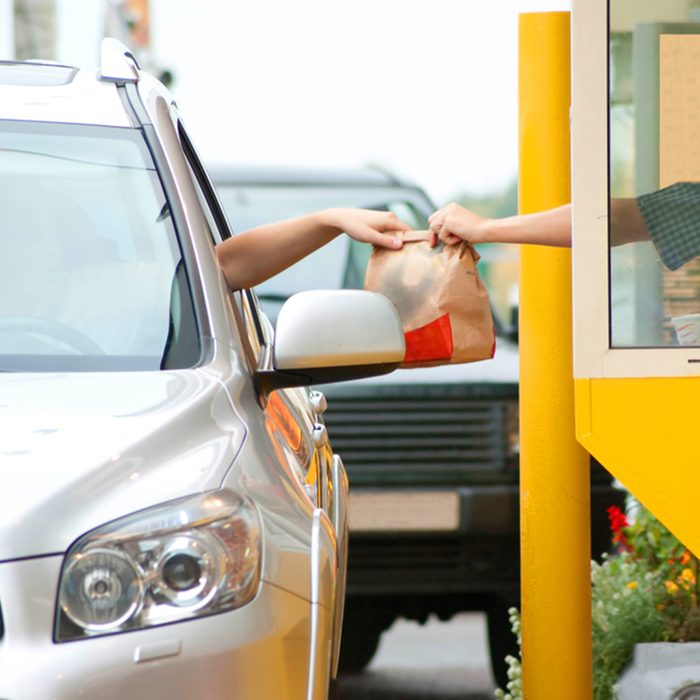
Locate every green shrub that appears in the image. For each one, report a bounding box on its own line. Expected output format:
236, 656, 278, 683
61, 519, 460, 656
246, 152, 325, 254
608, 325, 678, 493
591, 551, 665, 699
494, 499, 700, 700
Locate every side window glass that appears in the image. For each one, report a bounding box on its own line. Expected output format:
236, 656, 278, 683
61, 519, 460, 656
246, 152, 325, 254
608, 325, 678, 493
608, 5, 700, 347
343, 239, 372, 289
387, 199, 429, 230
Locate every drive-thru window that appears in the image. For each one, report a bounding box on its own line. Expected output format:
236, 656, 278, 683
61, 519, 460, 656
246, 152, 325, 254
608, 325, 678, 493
572, 0, 700, 556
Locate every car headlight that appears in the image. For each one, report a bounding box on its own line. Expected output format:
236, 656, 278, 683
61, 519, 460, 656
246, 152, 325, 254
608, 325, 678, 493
55, 489, 262, 641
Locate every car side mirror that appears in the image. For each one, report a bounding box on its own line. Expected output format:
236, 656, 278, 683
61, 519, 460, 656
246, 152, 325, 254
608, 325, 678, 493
254, 290, 405, 396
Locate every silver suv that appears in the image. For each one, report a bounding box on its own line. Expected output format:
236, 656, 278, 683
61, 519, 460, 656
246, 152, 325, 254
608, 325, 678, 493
0, 41, 405, 699
209, 164, 626, 687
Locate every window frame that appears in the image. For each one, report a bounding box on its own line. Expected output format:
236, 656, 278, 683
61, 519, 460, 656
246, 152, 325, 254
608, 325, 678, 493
177, 122, 270, 369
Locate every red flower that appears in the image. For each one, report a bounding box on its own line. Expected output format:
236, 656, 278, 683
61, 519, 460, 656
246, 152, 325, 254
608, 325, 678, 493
607, 505, 628, 532
607, 505, 631, 549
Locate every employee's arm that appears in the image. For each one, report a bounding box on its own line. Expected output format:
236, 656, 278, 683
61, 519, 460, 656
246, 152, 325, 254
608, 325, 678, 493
215, 208, 408, 291
428, 200, 649, 248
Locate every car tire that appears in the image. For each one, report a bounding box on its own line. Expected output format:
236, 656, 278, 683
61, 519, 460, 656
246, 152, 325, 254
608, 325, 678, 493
486, 601, 520, 691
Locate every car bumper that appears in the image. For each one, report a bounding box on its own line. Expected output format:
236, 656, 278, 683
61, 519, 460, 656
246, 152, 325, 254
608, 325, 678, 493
0, 555, 316, 699
345, 483, 625, 596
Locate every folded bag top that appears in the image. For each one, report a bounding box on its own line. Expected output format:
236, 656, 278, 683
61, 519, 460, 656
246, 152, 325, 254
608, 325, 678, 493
363, 230, 495, 368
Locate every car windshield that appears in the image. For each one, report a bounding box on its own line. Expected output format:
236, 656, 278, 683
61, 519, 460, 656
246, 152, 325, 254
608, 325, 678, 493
214, 182, 432, 318
0, 121, 199, 372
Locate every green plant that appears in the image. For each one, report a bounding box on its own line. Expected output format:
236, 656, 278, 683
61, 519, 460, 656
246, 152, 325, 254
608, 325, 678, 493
493, 607, 522, 700
494, 500, 700, 700
591, 550, 665, 699
590, 501, 700, 699
611, 501, 700, 642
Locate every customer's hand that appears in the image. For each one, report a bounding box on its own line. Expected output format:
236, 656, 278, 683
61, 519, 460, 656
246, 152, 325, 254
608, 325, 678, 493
325, 208, 410, 249
428, 203, 488, 247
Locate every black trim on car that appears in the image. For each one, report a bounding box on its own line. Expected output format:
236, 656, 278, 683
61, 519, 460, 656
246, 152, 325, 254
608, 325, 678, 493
123, 82, 151, 125
177, 124, 236, 240
254, 362, 401, 397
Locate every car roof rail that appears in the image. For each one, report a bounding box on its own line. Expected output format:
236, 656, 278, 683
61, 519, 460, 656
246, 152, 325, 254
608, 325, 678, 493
99, 38, 140, 83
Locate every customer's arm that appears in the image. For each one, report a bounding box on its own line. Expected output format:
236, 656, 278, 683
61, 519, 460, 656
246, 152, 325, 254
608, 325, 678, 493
216, 208, 408, 290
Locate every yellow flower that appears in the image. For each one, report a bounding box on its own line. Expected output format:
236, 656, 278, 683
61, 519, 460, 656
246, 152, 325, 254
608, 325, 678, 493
681, 568, 695, 583
626, 581, 638, 590
665, 580, 680, 595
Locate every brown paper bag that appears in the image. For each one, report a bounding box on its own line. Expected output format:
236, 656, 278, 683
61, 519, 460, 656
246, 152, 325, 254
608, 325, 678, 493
363, 230, 495, 368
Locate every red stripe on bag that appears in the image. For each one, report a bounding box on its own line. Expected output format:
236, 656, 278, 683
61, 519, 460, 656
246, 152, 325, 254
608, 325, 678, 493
403, 313, 454, 364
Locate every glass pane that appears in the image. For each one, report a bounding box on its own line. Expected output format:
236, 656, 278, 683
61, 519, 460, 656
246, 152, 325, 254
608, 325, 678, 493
609, 2, 700, 347
0, 122, 199, 371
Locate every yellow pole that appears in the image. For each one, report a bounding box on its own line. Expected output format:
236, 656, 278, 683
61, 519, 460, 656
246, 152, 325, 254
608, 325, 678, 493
519, 12, 592, 698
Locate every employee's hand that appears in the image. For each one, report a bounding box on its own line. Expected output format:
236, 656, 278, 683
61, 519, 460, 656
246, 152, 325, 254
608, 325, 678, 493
428, 203, 488, 247
325, 208, 410, 249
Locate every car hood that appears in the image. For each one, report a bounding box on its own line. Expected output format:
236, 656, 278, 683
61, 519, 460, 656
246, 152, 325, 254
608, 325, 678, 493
0, 370, 246, 561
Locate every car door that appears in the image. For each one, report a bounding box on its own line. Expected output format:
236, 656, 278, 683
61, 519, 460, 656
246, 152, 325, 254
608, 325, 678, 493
177, 126, 350, 688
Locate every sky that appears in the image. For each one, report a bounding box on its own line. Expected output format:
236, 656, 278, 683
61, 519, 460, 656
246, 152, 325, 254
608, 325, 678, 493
50, 0, 569, 205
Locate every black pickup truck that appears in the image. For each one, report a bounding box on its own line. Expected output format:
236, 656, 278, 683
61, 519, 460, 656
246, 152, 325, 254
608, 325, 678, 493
209, 164, 625, 687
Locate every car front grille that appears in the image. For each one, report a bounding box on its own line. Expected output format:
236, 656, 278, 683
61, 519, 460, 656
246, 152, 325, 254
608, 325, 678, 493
346, 533, 520, 595
323, 385, 518, 485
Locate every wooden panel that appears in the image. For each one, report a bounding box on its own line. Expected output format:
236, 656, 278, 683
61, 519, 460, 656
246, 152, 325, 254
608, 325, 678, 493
660, 34, 700, 187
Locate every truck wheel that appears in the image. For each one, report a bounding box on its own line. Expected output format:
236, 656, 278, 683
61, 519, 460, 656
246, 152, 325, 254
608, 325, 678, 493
327, 678, 339, 700
487, 603, 520, 691
337, 617, 383, 673
338, 601, 393, 673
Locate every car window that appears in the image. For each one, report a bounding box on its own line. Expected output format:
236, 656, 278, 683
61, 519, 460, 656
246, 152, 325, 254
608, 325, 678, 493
0, 121, 200, 372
